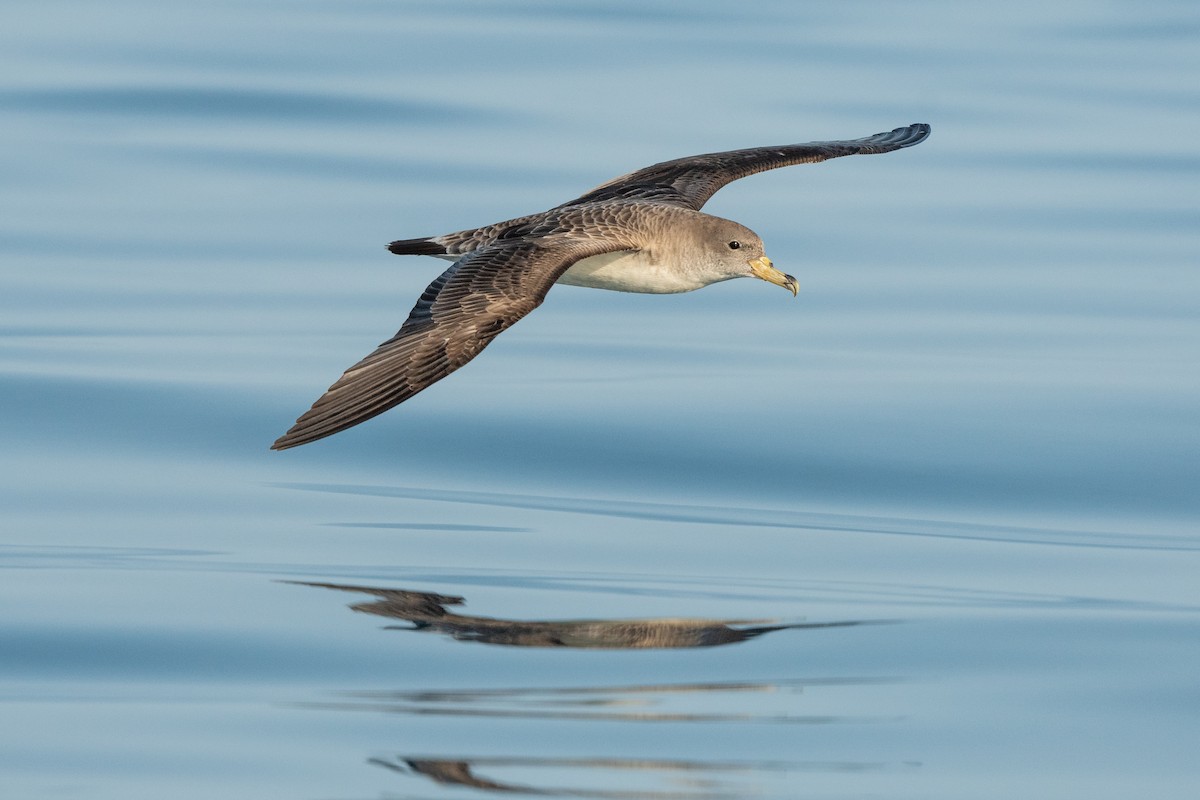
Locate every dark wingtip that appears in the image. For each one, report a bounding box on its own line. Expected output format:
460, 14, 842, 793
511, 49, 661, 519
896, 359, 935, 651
387, 237, 447, 256
271, 425, 334, 451
270, 423, 321, 451
270, 433, 298, 451
895, 122, 931, 146
857, 123, 931, 154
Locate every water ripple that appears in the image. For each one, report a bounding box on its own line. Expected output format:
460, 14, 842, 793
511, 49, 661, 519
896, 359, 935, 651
274, 482, 1200, 552
5, 547, 1193, 613
2, 86, 515, 126
305, 676, 898, 725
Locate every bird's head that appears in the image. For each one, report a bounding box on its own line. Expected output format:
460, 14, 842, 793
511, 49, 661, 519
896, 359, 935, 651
700, 217, 797, 296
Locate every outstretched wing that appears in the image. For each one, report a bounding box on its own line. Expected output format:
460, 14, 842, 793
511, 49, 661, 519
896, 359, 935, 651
561, 123, 930, 211
273, 233, 631, 450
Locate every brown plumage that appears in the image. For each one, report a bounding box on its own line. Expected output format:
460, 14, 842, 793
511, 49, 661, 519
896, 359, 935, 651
273, 123, 930, 449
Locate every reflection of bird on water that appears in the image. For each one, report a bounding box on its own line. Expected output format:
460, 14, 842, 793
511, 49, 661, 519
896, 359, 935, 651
291, 580, 863, 650
376, 759, 518, 793
369, 754, 812, 799
272, 124, 930, 449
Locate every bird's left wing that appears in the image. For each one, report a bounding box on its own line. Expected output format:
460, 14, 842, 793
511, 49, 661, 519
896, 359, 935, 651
272, 229, 633, 450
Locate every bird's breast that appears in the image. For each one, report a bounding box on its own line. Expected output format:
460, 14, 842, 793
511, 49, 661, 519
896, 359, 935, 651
556, 250, 709, 294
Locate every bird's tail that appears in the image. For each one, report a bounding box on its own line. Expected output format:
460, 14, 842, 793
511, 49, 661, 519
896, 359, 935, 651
387, 236, 449, 256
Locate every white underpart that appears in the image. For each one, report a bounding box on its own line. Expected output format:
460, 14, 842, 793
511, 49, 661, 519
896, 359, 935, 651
431, 246, 730, 294
556, 250, 719, 294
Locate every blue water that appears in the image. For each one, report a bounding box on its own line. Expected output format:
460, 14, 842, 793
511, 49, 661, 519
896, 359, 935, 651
2, 1, 1199, 797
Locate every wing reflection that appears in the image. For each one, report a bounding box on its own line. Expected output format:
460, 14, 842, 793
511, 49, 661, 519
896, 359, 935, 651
307, 677, 897, 724
369, 753, 899, 798
290, 580, 866, 649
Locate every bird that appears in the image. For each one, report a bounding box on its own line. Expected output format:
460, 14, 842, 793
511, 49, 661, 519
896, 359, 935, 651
272, 123, 930, 450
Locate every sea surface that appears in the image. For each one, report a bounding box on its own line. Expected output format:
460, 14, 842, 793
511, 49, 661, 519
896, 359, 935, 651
2, 1, 1198, 798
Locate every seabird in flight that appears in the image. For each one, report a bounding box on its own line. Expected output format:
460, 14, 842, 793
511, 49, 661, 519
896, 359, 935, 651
272, 123, 930, 449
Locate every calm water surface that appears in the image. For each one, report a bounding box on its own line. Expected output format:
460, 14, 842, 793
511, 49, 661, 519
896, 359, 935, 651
2, 1, 1199, 798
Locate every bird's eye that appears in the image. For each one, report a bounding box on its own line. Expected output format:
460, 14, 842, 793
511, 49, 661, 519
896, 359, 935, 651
728, 240, 741, 250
